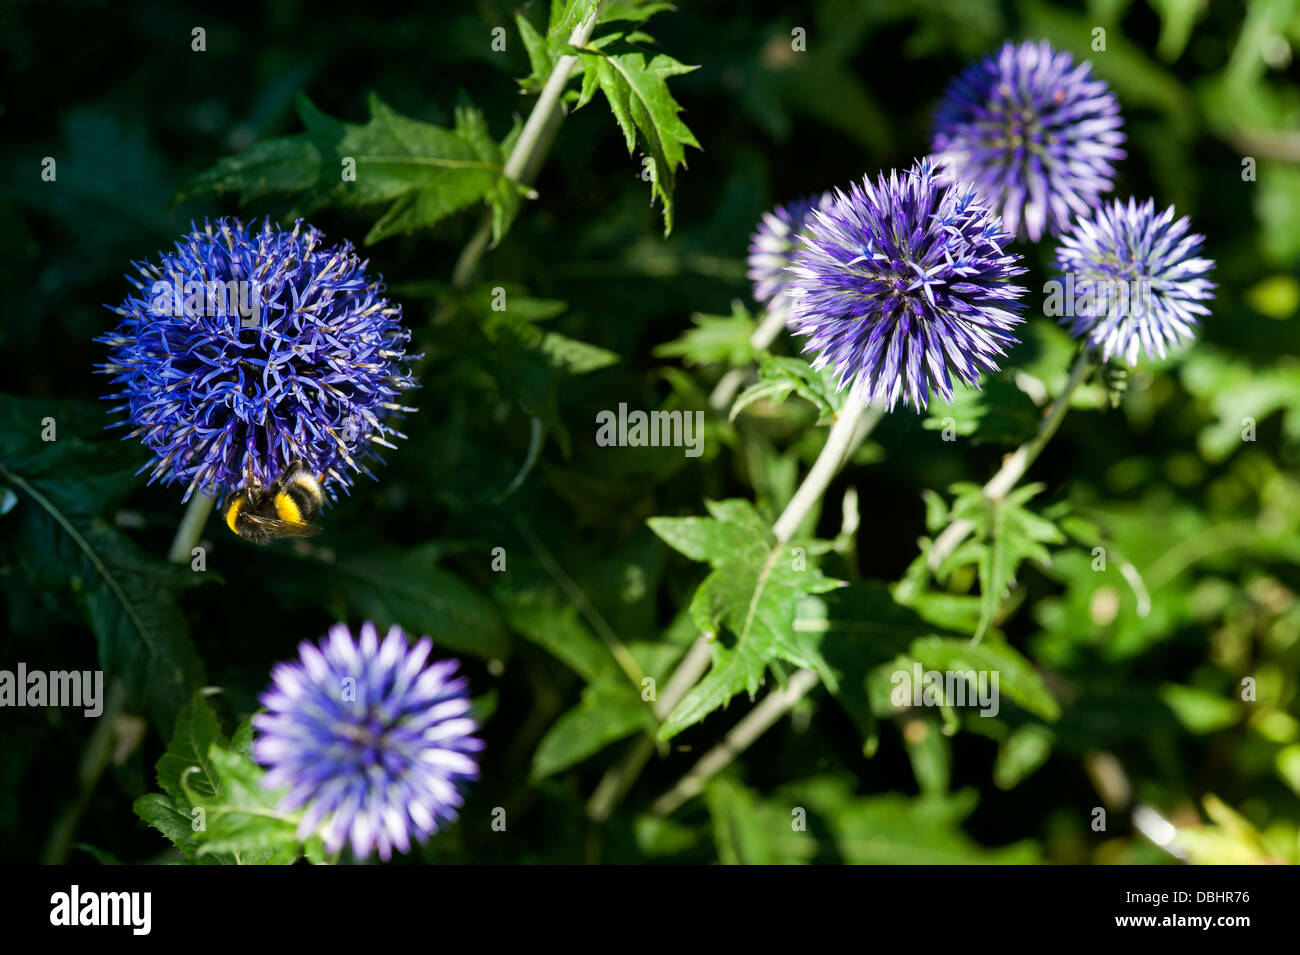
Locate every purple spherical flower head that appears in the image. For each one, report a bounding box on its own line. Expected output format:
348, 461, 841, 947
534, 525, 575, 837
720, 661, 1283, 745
787, 159, 1027, 411
1055, 197, 1215, 365
252, 622, 483, 861
747, 193, 834, 313
97, 218, 417, 501
932, 40, 1125, 242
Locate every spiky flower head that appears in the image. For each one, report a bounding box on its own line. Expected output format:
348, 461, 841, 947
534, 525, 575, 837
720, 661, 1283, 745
97, 218, 416, 501
932, 40, 1125, 242
747, 193, 833, 312
252, 622, 483, 861
787, 159, 1027, 411
1054, 197, 1215, 365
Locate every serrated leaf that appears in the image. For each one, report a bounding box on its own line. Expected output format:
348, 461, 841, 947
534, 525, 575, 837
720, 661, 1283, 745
653, 302, 758, 367
133, 793, 204, 863
188, 745, 303, 864
516, 13, 555, 92
649, 499, 843, 738
576, 40, 699, 234
176, 93, 526, 245
0, 396, 205, 732
942, 482, 1064, 642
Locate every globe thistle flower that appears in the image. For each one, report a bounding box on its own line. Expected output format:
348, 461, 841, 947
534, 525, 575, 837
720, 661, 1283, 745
1054, 197, 1215, 365
97, 218, 416, 501
747, 193, 833, 312
932, 40, 1125, 242
787, 159, 1027, 411
252, 622, 483, 861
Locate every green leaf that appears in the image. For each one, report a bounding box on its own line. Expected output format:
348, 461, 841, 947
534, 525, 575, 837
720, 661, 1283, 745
0, 395, 205, 731
576, 39, 699, 234
653, 302, 758, 367
649, 499, 843, 738
904, 718, 952, 796
539, 332, 620, 375
790, 777, 1040, 864
909, 636, 1061, 721
476, 288, 619, 374
187, 745, 305, 864
792, 581, 958, 751
1149, 0, 1205, 62
705, 775, 814, 864
923, 375, 1042, 445
133, 793, 204, 862
515, 13, 555, 92
313, 544, 509, 659
943, 483, 1064, 642
531, 681, 655, 778
705, 775, 1039, 864
176, 94, 527, 245
730, 355, 845, 423
156, 691, 225, 804
1181, 348, 1300, 461
1159, 683, 1239, 734
501, 586, 622, 684
994, 725, 1055, 790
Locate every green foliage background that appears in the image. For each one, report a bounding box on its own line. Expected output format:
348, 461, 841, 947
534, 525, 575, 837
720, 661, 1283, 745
1, 0, 1298, 864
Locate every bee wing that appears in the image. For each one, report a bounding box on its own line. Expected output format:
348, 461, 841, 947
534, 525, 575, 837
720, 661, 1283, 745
239, 514, 323, 538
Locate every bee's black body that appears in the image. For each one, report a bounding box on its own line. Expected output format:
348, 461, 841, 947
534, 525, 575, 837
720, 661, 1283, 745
224, 462, 325, 544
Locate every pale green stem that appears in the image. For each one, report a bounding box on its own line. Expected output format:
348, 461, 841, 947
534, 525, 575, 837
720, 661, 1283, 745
168, 491, 217, 564
449, 3, 604, 289
708, 306, 791, 412
587, 399, 879, 822
926, 349, 1094, 572
648, 352, 1097, 814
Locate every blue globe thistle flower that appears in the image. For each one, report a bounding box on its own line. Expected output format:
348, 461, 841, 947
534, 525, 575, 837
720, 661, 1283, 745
252, 622, 483, 861
97, 218, 417, 501
932, 40, 1125, 242
787, 159, 1027, 411
747, 193, 833, 312
1054, 197, 1215, 365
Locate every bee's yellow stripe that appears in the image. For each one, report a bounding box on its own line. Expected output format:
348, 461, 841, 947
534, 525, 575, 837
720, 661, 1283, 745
274, 490, 302, 524
225, 497, 245, 533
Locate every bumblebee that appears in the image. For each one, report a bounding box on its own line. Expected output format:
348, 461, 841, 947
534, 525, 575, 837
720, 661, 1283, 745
224, 462, 325, 544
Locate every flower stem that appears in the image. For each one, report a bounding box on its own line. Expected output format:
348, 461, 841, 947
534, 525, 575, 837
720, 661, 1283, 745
926, 348, 1094, 572
773, 398, 878, 542
41, 681, 127, 863
586, 397, 879, 822
167, 491, 217, 564
449, 3, 605, 290
651, 668, 821, 816
708, 306, 790, 411
647, 352, 1096, 814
